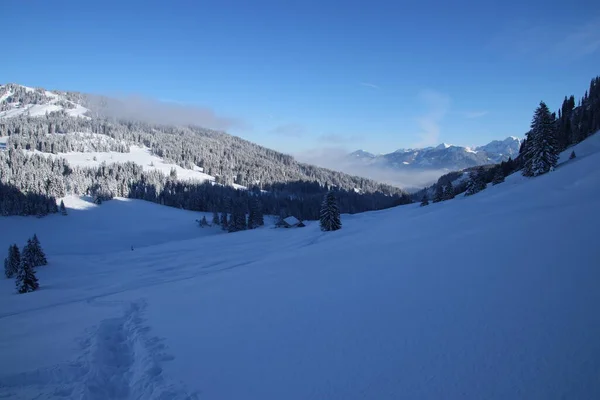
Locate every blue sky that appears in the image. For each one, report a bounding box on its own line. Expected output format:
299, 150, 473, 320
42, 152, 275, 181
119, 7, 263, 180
1, 0, 599, 154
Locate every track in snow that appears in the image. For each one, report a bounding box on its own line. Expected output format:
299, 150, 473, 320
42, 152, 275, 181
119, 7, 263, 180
0, 300, 197, 400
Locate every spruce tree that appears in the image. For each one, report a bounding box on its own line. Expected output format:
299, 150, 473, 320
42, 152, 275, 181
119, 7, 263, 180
247, 198, 264, 229
443, 182, 455, 200
228, 200, 247, 233
201, 216, 208, 227
4, 244, 21, 278
465, 168, 486, 196
420, 194, 429, 207
29, 234, 48, 266
60, 200, 67, 215
522, 101, 559, 177
492, 168, 505, 185
320, 191, 342, 231
433, 184, 444, 203
15, 256, 39, 294
569, 151, 576, 159
212, 210, 220, 226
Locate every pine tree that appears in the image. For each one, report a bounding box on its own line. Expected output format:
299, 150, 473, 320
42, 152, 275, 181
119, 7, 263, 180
569, 150, 576, 159
212, 210, 220, 226
433, 184, 444, 203
228, 200, 247, 233
522, 101, 559, 177
247, 197, 264, 229
15, 256, 39, 294
492, 168, 505, 185
465, 168, 487, 196
4, 244, 21, 278
29, 234, 48, 266
443, 182, 455, 200
60, 200, 67, 215
420, 194, 429, 207
200, 216, 208, 227
320, 191, 342, 231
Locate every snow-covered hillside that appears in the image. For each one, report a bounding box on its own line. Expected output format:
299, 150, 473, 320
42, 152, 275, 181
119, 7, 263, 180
1, 135, 599, 399
39, 145, 223, 185
0, 84, 89, 119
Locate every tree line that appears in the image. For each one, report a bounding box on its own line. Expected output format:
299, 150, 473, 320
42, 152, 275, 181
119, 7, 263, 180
0, 148, 412, 219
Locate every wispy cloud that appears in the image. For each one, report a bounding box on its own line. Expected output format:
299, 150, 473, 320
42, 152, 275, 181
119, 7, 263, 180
86, 94, 245, 131
463, 110, 489, 119
318, 133, 363, 144
268, 123, 305, 138
294, 146, 447, 190
412, 89, 451, 148
360, 82, 380, 90
488, 17, 600, 60
556, 18, 600, 57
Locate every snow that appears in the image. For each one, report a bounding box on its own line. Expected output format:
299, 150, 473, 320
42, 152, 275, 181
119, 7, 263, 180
1, 134, 600, 399
38, 145, 220, 184
0, 86, 90, 119
283, 216, 300, 225
0, 90, 12, 103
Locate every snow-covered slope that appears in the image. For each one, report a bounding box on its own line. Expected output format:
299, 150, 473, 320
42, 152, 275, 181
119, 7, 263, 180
0, 135, 599, 399
350, 136, 522, 171
0, 83, 89, 119
38, 145, 221, 184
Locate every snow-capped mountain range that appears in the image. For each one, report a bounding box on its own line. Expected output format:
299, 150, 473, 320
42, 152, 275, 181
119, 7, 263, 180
350, 137, 522, 171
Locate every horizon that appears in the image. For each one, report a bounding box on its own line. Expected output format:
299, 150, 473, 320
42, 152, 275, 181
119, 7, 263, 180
1, 1, 599, 157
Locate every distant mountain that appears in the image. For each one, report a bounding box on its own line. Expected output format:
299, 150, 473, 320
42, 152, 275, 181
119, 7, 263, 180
349, 137, 522, 171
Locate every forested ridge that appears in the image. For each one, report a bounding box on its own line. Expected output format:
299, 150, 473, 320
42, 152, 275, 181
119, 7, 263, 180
0, 83, 412, 218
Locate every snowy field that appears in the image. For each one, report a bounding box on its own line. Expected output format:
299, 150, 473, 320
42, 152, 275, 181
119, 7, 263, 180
46, 145, 219, 184
0, 135, 599, 399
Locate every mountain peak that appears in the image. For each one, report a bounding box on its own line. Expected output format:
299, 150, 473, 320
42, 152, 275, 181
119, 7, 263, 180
348, 136, 522, 171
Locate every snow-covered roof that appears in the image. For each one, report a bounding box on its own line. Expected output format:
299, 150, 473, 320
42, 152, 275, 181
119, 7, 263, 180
283, 216, 300, 225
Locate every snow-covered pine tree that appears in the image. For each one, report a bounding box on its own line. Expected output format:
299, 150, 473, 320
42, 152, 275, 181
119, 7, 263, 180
15, 255, 39, 294
212, 210, 220, 226
420, 194, 429, 207
569, 150, 576, 159
465, 168, 486, 196
4, 244, 21, 278
320, 191, 341, 231
443, 182, 455, 200
522, 101, 559, 177
492, 168, 505, 185
60, 200, 67, 215
433, 184, 444, 203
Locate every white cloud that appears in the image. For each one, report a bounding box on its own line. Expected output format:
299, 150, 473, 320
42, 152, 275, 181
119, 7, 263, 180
86, 94, 244, 131
463, 110, 489, 119
360, 82, 380, 89
268, 123, 306, 138
412, 89, 451, 148
295, 146, 446, 190
488, 17, 600, 60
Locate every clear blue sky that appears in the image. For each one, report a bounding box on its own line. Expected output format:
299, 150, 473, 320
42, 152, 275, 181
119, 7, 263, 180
1, 0, 599, 154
